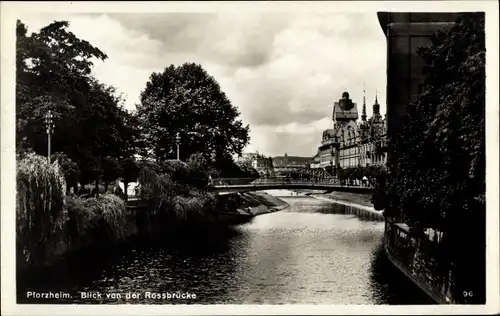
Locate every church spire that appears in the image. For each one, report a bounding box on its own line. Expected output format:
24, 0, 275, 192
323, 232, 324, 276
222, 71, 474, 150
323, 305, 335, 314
361, 84, 367, 122
373, 89, 380, 116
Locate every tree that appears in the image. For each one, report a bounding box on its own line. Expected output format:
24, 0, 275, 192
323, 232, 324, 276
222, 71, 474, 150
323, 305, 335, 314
16, 20, 107, 156
51, 152, 80, 194
371, 169, 387, 211
235, 160, 259, 178
136, 63, 250, 166
381, 13, 485, 303
185, 153, 210, 190
16, 20, 139, 194
101, 157, 123, 193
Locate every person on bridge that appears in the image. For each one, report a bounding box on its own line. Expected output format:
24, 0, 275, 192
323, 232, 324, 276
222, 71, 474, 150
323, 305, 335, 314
208, 174, 213, 186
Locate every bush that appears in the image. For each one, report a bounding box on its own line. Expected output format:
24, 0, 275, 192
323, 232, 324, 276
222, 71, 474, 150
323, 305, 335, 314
66, 194, 129, 245
137, 166, 175, 214
16, 153, 68, 264
66, 195, 99, 244
137, 165, 219, 225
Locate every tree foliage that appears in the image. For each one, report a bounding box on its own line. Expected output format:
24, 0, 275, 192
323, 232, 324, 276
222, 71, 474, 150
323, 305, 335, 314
235, 160, 260, 178
136, 63, 250, 167
377, 13, 485, 303
16, 20, 139, 189
51, 152, 80, 193
101, 156, 123, 191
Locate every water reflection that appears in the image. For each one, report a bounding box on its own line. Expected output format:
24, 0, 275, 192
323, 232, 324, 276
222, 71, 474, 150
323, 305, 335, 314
18, 228, 250, 304
18, 192, 432, 305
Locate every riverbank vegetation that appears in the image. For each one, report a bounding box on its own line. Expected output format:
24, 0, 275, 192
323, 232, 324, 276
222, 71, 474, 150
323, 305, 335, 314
15, 19, 264, 268
16, 152, 264, 268
324, 191, 374, 208
373, 13, 485, 303
16, 153, 131, 266
16, 19, 257, 196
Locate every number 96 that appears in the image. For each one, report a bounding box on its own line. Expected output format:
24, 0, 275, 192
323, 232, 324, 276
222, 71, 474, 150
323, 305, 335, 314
463, 291, 473, 297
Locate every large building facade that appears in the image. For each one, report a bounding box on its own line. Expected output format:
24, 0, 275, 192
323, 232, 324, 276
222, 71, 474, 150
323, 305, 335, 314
272, 153, 311, 168
311, 91, 387, 175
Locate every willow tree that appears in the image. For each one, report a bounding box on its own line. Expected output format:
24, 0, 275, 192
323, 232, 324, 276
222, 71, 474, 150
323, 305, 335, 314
17, 153, 67, 265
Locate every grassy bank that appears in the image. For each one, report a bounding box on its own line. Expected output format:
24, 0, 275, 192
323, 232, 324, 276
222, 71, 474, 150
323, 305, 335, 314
239, 192, 289, 215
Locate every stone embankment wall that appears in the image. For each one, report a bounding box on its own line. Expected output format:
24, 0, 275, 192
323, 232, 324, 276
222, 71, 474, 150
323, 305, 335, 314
384, 220, 454, 304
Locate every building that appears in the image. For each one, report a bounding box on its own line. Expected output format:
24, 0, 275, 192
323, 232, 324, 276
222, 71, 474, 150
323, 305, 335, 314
311, 90, 387, 175
237, 152, 273, 174
377, 12, 461, 165
272, 153, 311, 168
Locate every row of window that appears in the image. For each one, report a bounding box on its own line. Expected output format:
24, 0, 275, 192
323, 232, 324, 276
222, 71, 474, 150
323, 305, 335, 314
339, 152, 388, 168
339, 158, 358, 168
358, 154, 387, 167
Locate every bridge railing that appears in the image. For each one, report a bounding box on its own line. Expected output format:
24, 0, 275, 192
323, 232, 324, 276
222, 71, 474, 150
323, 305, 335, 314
211, 178, 258, 186
251, 178, 340, 186
211, 177, 374, 188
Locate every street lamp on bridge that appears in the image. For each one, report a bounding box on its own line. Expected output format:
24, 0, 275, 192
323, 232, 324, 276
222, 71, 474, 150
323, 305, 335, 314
44, 110, 55, 163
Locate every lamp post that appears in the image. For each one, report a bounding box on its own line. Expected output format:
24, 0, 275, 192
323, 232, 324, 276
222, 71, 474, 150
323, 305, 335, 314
44, 110, 55, 163
330, 146, 335, 178
175, 132, 181, 161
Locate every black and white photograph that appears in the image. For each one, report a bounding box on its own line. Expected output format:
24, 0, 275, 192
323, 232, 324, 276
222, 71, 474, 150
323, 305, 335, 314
1, 1, 499, 315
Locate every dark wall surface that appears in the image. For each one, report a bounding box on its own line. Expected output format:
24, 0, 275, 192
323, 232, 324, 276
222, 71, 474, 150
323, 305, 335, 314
377, 12, 461, 150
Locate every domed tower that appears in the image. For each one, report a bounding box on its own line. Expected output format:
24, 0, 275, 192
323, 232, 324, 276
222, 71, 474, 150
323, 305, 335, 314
339, 91, 354, 110
332, 90, 358, 128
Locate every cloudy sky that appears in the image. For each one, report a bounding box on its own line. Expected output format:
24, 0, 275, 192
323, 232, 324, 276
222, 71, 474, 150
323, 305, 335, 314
18, 11, 387, 157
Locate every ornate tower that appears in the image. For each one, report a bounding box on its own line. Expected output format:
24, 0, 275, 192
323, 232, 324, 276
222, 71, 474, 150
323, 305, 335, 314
361, 88, 367, 122
373, 90, 381, 118
370, 90, 384, 139
360, 88, 369, 140
332, 91, 359, 130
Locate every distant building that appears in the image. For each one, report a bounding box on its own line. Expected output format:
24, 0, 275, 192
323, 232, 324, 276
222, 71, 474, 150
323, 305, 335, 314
311, 90, 387, 175
237, 152, 273, 175
272, 153, 311, 168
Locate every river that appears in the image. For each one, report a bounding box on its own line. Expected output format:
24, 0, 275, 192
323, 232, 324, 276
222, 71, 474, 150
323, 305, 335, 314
17, 190, 433, 305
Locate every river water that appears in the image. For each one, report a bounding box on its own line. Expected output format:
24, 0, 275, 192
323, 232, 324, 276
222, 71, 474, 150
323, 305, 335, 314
18, 190, 433, 305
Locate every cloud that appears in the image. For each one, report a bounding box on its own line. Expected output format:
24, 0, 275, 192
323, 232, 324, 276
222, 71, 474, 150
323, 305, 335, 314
18, 12, 387, 157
